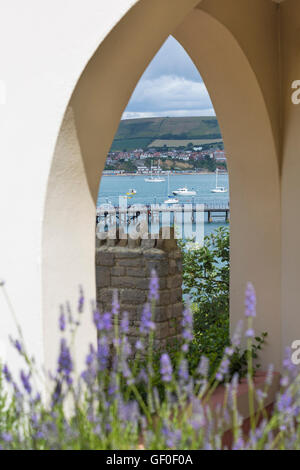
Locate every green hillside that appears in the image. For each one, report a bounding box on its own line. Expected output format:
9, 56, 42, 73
110, 116, 221, 151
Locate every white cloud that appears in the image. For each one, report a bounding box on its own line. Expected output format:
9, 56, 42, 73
124, 75, 215, 117
122, 109, 215, 119
124, 36, 215, 118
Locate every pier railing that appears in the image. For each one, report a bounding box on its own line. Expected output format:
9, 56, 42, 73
96, 200, 230, 227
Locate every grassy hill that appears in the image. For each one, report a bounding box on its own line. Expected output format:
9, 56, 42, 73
110, 116, 221, 151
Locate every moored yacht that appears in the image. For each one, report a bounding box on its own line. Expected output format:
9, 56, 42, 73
172, 187, 196, 196
144, 161, 165, 182
211, 168, 228, 193
164, 172, 179, 204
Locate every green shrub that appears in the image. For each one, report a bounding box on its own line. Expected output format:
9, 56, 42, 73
180, 227, 267, 379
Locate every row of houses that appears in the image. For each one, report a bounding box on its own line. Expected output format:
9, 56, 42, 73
106, 148, 227, 165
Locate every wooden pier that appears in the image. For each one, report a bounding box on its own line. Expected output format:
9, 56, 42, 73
96, 201, 230, 225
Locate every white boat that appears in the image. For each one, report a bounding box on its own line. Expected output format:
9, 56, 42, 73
211, 168, 228, 193
144, 161, 165, 182
164, 196, 179, 204
164, 172, 179, 204
172, 187, 196, 196
145, 176, 165, 183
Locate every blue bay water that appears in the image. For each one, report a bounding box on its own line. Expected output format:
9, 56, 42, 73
97, 173, 229, 237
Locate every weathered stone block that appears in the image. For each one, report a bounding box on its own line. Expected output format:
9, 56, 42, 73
170, 287, 182, 304
157, 290, 172, 306
113, 247, 142, 258
118, 258, 143, 267
97, 288, 114, 304
169, 303, 183, 320
141, 238, 156, 249
163, 238, 177, 251
96, 250, 114, 266
120, 289, 146, 304
96, 266, 110, 288
146, 261, 169, 277
155, 322, 170, 340
167, 274, 182, 289
111, 266, 126, 276
126, 267, 147, 277
128, 238, 141, 249
143, 248, 167, 260
111, 276, 150, 290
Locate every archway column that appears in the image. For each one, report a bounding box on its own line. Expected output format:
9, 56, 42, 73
280, 0, 300, 362
174, 6, 282, 370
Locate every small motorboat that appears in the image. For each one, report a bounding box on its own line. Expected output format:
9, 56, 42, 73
172, 187, 197, 196
126, 189, 137, 195
164, 195, 179, 204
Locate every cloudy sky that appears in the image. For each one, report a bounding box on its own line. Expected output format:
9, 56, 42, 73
122, 36, 215, 120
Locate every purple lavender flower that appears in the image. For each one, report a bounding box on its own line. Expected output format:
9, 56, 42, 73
160, 353, 173, 383
162, 425, 182, 448
97, 336, 110, 371
178, 359, 189, 382
265, 363, 274, 386
120, 311, 129, 334
1, 432, 12, 443
121, 337, 131, 358
112, 290, 120, 316
231, 320, 244, 347
232, 437, 245, 450
10, 337, 23, 355
182, 306, 193, 345
3, 364, 11, 383
277, 391, 293, 414
108, 373, 118, 396
93, 308, 102, 330
20, 370, 32, 395
85, 344, 95, 366
119, 400, 139, 423
59, 308, 66, 332
216, 358, 230, 382
140, 303, 155, 334
197, 356, 209, 378
135, 339, 143, 351
137, 368, 148, 384
121, 360, 134, 385
245, 282, 256, 317
149, 270, 159, 302
280, 376, 289, 388
57, 338, 73, 384
256, 389, 267, 403
245, 328, 255, 338
225, 346, 234, 357
78, 286, 84, 313
282, 347, 297, 373
102, 312, 112, 331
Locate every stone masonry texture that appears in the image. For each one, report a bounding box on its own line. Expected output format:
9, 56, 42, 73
96, 228, 183, 351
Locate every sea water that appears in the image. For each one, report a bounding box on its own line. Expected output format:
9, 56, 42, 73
97, 173, 229, 239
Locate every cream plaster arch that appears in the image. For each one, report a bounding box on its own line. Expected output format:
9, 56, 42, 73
42, 0, 282, 372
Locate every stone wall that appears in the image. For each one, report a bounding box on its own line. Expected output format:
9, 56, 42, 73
95, 229, 183, 351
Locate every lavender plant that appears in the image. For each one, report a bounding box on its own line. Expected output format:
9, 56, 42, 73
0, 274, 299, 450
